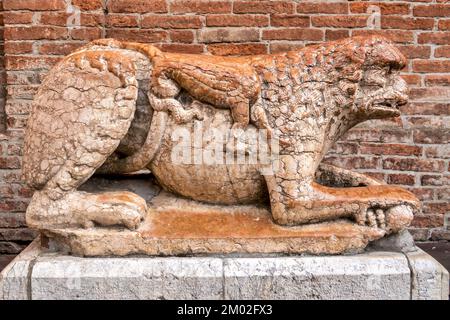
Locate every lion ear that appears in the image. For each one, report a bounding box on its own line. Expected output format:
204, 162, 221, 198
368, 42, 407, 70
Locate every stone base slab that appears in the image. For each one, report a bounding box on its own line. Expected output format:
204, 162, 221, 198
42, 192, 386, 257
1, 238, 448, 300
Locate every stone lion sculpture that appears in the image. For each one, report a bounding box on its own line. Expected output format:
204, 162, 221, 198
22, 36, 419, 251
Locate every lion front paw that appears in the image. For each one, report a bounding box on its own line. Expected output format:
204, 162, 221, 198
355, 204, 414, 234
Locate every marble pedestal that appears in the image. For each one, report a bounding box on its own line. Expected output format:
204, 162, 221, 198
0, 238, 448, 300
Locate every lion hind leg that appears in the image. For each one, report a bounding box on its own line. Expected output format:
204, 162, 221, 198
24, 50, 148, 230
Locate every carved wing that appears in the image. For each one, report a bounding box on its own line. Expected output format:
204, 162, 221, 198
22, 50, 138, 191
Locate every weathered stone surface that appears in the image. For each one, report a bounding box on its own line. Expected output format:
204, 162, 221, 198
406, 248, 449, 300
21, 36, 419, 256
369, 229, 417, 253
1, 243, 448, 300
223, 252, 411, 300
0, 238, 40, 300
42, 192, 385, 257
31, 256, 223, 300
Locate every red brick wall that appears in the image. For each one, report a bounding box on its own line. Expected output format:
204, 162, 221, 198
0, 0, 449, 256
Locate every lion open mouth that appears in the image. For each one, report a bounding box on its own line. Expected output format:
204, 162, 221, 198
371, 98, 405, 117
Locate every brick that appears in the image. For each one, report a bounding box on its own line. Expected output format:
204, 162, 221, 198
0, 228, 37, 241
262, 28, 323, 41
199, 28, 259, 43
158, 44, 204, 54
5, 26, 68, 40
269, 42, 304, 54
207, 43, 267, 56
343, 128, 411, 144
435, 45, 450, 58
5, 99, 31, 115
0, 199, 29, 213
0, 242, 27, 255
18, 187, 33, 198
108, 0, 167, 13
329, 142, 358, 155
360, 143, 422, 156
424, 145, 450, 159
70, 27, 102, 41
297, 2, 348, 14
362, 172, 385, 182
323, 156, 380, 170
405, 188, 434, 202
7, 85, 39, 99
0, 186, 14, 199
142, 16, 202, 29
418, 32, 450, 45
350, 2, 410, 15
106, 15, 139, 28
397, 45, 430, 59
207, 15, 269, 27
414, 4, 450, 17
169, 30, 194, 43
40, 12, 69, 26
436, 188, 450, 201
423, 202, 450, 215
3, 0, 65, 11
0, 157, 21, 169
352, 30, 414, 43
7, 144, 23, 156
430, 229, 450, 241
401, 74, 421, 86
234, 1, 294, 14
421, 174, 449, 186
7, 115, 28, 129
401, 103, 450, 116
382, 158, 445, 172
412, 87, 449, 101
425, 75, 450, 86
408, 228, 430, 241
413, 60, 450, 73
6, 72, 40, 85
312, 16, 368, 28
3, 12, 34, 25
39, 42, 82, 55
171, 1, 231, 14
358, 117, 402, 129
72, 0, 103, 11
405, 116, 445, 128
413, 128, 450, 144
270, 15, 309, 28
325, 30, 350, 41
0, 212, 26, 228
79, 13, 105, 27
381, 17, 434, 30
411, 214, 443, 228
106, 29, 168, 43
1, 171, 23, 184
387, 174, 415, 186
4, 42, 33, 55
5, 56, 61, 71
438, 19, 450, 31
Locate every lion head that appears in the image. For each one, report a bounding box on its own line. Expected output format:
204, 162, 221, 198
338, 36, 409, 120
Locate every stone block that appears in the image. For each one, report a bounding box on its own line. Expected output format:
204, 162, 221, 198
0, 241, 448, 300
406, 249, 449, 300
223, 252, 411, 300
31, 256, 223, 300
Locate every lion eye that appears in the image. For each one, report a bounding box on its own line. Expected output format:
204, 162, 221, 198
364, 69, 387, 87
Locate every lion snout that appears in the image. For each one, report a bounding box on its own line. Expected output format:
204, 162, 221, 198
391, 76, 408, 106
